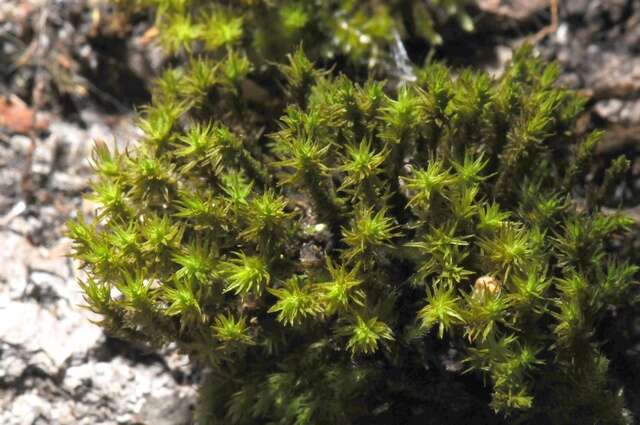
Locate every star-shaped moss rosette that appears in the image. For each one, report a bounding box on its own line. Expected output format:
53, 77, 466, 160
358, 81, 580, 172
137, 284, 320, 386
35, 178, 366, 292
70, 45, 637, 425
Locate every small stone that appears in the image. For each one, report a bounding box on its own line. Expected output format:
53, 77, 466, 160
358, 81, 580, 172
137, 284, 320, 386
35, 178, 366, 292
64, 363, 94, 396
0, 343, 29, 381
300, 242, 324, 268
9, 134, 31, 155
593, 99, 624, 122
555, 22, 569, 45
31, 135, 57, 177
4, 391, 52, 425
29, 271, 67, 303
137, 394, 193, 425
0, 231, 30, 300
0, 301, 102, 375
477, 0, 549, 23
486, 45, 513, 78
50, 171, 89, 192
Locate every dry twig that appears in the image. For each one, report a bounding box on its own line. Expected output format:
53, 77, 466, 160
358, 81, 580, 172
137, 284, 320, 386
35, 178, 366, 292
528, 0, 559, 44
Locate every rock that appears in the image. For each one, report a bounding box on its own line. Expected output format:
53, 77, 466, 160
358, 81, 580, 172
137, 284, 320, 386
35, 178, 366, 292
585, 51, 640, 100
0, 136, 27, 213
0, 301, 102, 375
0, 337, 196, 425
0, 342, 29, 382
5, 391, 55, 425
137, 394, 193, 425
597, 125, 640, 155
61, 354, 196, 425
0, 229, 103, 379
31, 132, 57, 177
0, 231, 74, 301
46, 121, 92, 175
477, 0, 549, 22
593, 99, 625, 122
593, 99, 640, 132
50, 171, 90, 193
475, 0, 550, 33
484, 45, 513, 77
0, 230, 30, 299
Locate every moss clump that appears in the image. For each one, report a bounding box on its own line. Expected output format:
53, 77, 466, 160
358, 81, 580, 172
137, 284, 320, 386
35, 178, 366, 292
116, 0, 473, 70
70, 43, 637, 425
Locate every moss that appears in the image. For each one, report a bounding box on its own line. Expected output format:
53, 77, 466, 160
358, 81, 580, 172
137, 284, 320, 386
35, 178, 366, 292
69, 43, 638, 424
70, 2, 638, 421
116, 0, 474, 71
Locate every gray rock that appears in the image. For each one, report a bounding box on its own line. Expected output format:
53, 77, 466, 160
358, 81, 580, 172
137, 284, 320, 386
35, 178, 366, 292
0, 342, 29, 382
0, 301, 102, 375
46, 121, 93, 175
477, 0, 549, 23
31, 135, 57, 178
0, 137, 26, 213
0, 231, 74, 301
137, 394, 194, 425
50, 171, 89, 193
585, 51, 640, 100
0, 230, 31, 300
3, 390, 55, 425
60, 355, 196, 425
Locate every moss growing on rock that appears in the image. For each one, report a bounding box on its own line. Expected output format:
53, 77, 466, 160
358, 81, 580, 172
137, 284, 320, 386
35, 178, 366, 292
69, 40, 638, 423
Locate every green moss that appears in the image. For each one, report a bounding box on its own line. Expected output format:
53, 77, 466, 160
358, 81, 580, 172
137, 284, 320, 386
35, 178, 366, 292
70, 39, 636, 425
117, 0, 473, 70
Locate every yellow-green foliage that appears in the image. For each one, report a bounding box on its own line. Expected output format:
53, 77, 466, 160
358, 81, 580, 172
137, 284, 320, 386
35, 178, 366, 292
70, 44, 637, 425
116, 0, 473, 68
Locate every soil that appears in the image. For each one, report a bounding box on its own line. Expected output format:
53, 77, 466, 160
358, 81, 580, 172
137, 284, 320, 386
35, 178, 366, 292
1, 1, 640, 424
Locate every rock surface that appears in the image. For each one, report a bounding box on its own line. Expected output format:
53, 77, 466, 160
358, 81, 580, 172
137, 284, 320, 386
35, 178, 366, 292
538, 0, 640, 208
